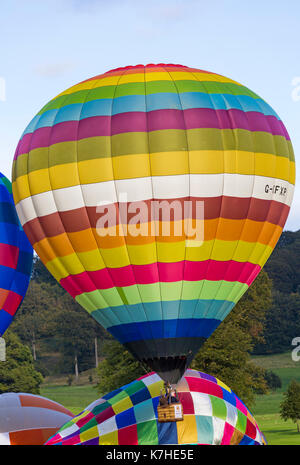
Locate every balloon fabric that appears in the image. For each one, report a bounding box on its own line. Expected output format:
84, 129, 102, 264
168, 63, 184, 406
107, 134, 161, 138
0, 172, 33, 336
45, 369, 267, 446
12, 64, 295, 383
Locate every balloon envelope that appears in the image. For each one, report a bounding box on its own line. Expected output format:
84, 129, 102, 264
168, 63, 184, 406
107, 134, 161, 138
12, 64, 295, 383
0, 392, 74, 445
0, 173, 33, 336
45, 369, 266, 445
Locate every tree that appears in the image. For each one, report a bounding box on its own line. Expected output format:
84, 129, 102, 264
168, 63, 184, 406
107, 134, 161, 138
54, 293, 106, 377
254, 291, 300, 354
280, 380, 300, 433
0, 330, 43, 394
96, 339, 148, 395
192, 271, 272, 406
264, 370, 282, 391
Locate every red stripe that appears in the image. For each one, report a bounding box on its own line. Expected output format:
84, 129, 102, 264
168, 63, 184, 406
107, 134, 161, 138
0, 243, 19, 269
60, 260, 260, 299
22, 197, 290, 246
2, 290, 23, 315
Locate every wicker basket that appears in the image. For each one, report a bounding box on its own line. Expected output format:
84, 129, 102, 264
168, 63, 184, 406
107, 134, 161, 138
157, 402, 184, 423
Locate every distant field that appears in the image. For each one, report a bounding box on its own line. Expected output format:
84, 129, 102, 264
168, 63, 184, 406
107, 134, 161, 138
40, 353, 300, 445
251, 352, 300, 445
41, 384, 99, 415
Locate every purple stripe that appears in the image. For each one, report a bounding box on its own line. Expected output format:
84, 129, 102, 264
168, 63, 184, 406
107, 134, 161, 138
15, 109, 290, 158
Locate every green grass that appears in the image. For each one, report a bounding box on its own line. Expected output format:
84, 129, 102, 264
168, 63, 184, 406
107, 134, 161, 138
40, 384, 100, 415
39, 353, 300, 445
251, 352, 300, 445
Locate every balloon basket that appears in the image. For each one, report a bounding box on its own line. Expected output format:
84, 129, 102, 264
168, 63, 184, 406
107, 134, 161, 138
157, 402, 184, 423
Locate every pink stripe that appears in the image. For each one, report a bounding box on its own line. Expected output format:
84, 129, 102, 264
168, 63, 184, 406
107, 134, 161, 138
15, 109, 289, 158
3, 291, 23, 315
60, 260, 261, 299
221, 423, 235, 445
0, 243, 19, 269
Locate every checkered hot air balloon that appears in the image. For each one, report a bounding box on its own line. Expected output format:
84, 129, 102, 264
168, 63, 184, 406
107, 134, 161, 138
12, 64, 295, 384
0, 173, 33, 336
45, 369, 267, 446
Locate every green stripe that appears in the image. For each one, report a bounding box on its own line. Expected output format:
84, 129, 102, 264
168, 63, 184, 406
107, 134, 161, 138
37, 81, 260, 115
13, 128, 293, 178
74, 280, 247, 313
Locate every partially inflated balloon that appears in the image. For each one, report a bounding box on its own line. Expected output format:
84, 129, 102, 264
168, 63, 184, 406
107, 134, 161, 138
0, 173, 33, 335
0, 392, 74, 445
12, 64, 295, 383
45, 369, 266, 445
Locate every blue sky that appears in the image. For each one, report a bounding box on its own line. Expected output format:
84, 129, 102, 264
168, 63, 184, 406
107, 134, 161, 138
0, 0, 299, 230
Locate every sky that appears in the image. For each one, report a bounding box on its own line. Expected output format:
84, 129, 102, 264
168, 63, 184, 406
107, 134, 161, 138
0, 0, 299, 230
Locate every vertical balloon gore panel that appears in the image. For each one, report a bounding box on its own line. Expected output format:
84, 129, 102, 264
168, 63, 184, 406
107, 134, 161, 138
0, 173, 33, 336
12, 64, 295, 385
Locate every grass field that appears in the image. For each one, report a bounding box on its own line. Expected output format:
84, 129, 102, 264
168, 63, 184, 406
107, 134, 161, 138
251, 352, 300, 445
40, 353, 300, 445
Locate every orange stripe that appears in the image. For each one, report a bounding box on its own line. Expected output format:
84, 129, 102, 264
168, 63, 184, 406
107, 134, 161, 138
19, 394, 73, 417
33, 218, 282, 264
9, 428, 59, 445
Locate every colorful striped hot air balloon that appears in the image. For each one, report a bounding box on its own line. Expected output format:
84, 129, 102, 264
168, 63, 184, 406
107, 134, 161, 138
45, 369, 267, 446
12, 64, 295, 383
0, 173, 33, 336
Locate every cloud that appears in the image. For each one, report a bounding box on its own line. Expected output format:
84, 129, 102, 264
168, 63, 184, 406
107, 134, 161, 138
34, 61, 77, 78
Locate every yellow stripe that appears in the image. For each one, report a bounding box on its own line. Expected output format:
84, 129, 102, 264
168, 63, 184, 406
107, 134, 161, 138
12, 151, 295, 203
55, 71, 241, 97
55, 76, 119, 98
41, 238, 273, 282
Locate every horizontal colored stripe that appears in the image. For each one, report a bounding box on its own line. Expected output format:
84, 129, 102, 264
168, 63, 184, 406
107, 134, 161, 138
72, 280, 248, 312
12, 147, 296, 184
31, 219, 282, 265
32, 240, 274, 280
106, 317, 221, 343
0, 265, 32, 295
13, 171, 294, 212
15, 109, 289, 157
59, 259, 260, 298
14, 129, 294, 169
0, 243, 19, 269
18, 196, 291, 244
2, 290, 23, 315
90, 301, 234, 330
21, 94, 281, 136
51, 72, 244, 100
0, 310, 13, 335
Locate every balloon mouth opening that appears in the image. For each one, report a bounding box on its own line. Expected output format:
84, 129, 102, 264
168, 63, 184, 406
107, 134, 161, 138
142, 355, 192, 385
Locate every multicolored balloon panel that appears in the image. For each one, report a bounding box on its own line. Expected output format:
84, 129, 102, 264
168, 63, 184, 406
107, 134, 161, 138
45, 369, 266, 445
0, 173, 33, 336
0, 393, 74, 445
12, 64, 295, 382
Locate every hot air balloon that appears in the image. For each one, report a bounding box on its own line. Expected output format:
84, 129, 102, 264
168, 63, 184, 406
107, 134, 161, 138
45, 369, 266, 446
0, 172, 33, 336
12, 64, 295, 384
0, 392, 74, 445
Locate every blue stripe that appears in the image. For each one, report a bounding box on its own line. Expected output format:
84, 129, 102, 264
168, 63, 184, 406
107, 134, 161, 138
21, 93, 280, 134
17, 231, 34, 254
16, 250, 33, 276
0, 223, 23, 247
0, 202, 20, 226
157, 421, 178, 444
0, 266, 30, 296
106, 318, 220, 343
91, 299, 234, 330
0, 310, 13, 336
